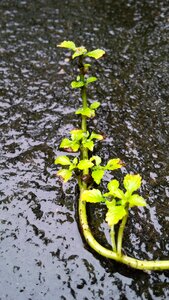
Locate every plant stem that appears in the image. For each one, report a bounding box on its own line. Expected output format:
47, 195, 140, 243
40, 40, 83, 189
117, 210, 129, 256
110, 225, 117, 252
81, 84, 87, 132
79, 56, 88, 175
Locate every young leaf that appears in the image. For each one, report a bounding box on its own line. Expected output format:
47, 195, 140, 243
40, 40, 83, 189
71, 81, 84, 89
72, 46, 87, 59
70, 129, 84, 141
60, 138, 78, 151
92, 169, 105, 184
86, 49, 105, 59
107, 180, 124, 199
75, 107, 95, 118
105, 158, 122, 171
81, 189, 104, 203
108, 179, 119, 191
90, 101, 101, 110
57, 169, 72, 182
72, 157, 78, 165
69, 164, 77, 171
106, 204, 127, 226
85, 131, 90, 138
57, 41, 76, 51
60, 138, 80, 152
90, 131, 103, 140
77, 159, 94, 170
123, 174, 142, 193
83, 140, 94, 151
84, 64, 91, 68
69, 142, 80, 152
129, 194, 146, 207
54, 155, 71, 166
84, 64, 91, 73
60, 138, 71, 148
90, 155, 102, 166
86, 77, 97, 85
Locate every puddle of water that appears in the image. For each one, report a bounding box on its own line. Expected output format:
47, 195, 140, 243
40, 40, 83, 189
0, 0, 169, 299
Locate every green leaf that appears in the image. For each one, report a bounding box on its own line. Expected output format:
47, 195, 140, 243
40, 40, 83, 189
90, 101, 101, 110
57, 169, 72, 182
86, 49, 105, 59
57, 41, 76, 51
90, 155, 102, 166
86, 77, 97, 85
108, 179, 119, 191
77, 159, 94, 170
84, 64, 91, 68
75, 107, 95, 118
60, 138, 71, 148
54, 155, 71, 166
76, 75, 81, 81
70, 129, 84, 141
81, 189, 104, 203
85, 131, 90, 138
70, 142, 80, 152
72, 46, 87, 59
129, 194, 146, 207
107, 180, 124, 199
106, 203, 127, 226
60, 138, 80, 152
83, 140, 94, 151
71, 81, 84, 89
92, 168, 105, 184
72, 157, 78, 165
90, 131, 103, 140
105, 158, 122, 171
69, 163, 77, 171
123, 174, 142, 193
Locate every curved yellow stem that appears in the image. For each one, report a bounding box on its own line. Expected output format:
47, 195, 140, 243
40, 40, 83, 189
79, 193, 169, 271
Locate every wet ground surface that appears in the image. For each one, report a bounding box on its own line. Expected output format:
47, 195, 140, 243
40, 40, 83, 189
0, 0, 169, 299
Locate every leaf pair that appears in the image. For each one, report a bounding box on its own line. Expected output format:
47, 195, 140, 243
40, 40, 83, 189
57, 41, 105, 60
82, 131, 103, 151
60, 129, 84, 152
104, 174, 146, 226
91, 157, 123, 184
63, 155, 121, 185
60, 128, 103, 152
55, 155, 122, 184
75, 101, 100, 118
71, 76, 97, 89
104, 174, 146, 207
55, 156, 78, 182
55, 155, 95, 182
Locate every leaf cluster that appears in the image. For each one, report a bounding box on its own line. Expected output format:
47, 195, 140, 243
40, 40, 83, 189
55, 154, 122, 184
75, 101, 101, 118
81, 174, 146, 226
57, 41, 105, 60
71, 75, 97, 89
59, 128, 103, 152
90, 156, 123, 184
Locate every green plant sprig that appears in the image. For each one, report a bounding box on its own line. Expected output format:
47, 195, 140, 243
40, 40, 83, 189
55, 40, 169, 271
55, 154, 122, 184
81, 174, 146, 254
